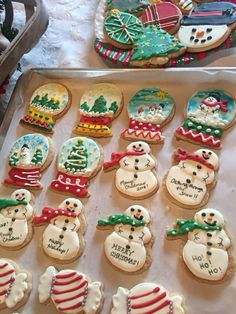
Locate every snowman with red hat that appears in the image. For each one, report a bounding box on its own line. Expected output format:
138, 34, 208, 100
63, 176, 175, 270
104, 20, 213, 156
146, 103, 165, 124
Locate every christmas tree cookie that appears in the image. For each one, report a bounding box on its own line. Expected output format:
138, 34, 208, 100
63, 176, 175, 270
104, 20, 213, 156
74, 83, 123, 137
0, 189, 34, 249
162, 148, 219, 209
175, 89, 236, 148
103, 141, 159, 199
121, 88, 175, 144
97, 205, 153, 273
38, 266, 104, 313
34, 198, 86, 262
20, 83, 71, 134
50, 136, 103, 197
111, 283, 186, 313
4, 133, 54, 189
166, 208, 235, 282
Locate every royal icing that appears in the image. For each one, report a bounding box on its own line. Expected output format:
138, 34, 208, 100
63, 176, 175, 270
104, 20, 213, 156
74, 83, 123, 137
107, 0, 150, 15
178, 0, 193, 12
166, 208, 232, 281
4, 133, 52, 189
34, 198, 85, 262
20, 83, 70, 133
103, 141, 159, 198
111, 283, 185, 314
121, 88, 175, 143
0, 189, 34, 248
165, 148, 219, 208
50, 136, 102, 197
0, 259, 30, 309
175, 89, 236, 148
38, 266, 103, 314
97, 205, 152, 272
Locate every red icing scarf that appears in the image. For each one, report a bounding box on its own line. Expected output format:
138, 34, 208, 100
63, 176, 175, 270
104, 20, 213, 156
103, 151, 145, 170
34, 207, 77, 225
201, 99, 228, 112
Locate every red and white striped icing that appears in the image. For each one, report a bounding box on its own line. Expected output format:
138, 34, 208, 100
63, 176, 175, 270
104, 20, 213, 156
0, 260, 15, 305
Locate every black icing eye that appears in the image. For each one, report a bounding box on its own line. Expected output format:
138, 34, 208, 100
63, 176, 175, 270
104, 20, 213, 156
74, 203, 78, 207
192, 28, 196, 33
203, 150, 206, 154
194, 39, 199, 43
202, 213, 206, 217
133, 145, 136, 149
207, 28, 212, 33
139, 144, 142, 147
210, 213, 215, 217
201, 39, 206, 43
130, 208, 135, 212
66, 201, 70, 205
209, 152, 212, 155
15, 209, 19, 213
207, 36, 212, 41
197, 165, 202, 169
16, 193, 19, 197
190, 36, 194, 41
138, 209, 141, 213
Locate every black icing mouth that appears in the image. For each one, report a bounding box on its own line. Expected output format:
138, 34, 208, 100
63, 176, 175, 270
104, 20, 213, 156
202, 154, 210, 160
17, 196, 25, 201
134, 214, 143, 221
133, 147, 144, 152
66, 207, 75, 213
204, 220, 217, 227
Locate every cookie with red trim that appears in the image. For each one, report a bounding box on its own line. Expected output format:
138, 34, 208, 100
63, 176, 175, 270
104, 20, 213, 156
106, 0, 150, 16
162, 148, 219, 209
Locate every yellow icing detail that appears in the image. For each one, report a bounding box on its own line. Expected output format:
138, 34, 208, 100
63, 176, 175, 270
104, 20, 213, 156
156, 90, 168, 99
110, 9, 120, 15
27, 106, 54, 123
75, 122, 111, 135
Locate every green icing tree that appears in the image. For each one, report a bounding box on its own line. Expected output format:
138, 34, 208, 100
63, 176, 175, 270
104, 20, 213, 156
9, 152, 19, 166
81, 102, 90, 112
64, 139, 88, 173
108, 101, 118, 113
90, 96, 107, 113
31, 93, 60, 110
31, 148, 43, 165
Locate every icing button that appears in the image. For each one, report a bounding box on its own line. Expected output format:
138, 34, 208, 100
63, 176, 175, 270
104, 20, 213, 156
135, 159, 139, 163
129, 235, 133, 239
207, 251, 212, 256
12, 218, 16, 222
65, 219, 69, 223
207, 242, 212, 246
135, 166, 139, 170
59, 235, 64, 239
131, 227, 135, 231
63, 227, 67, 231
215, 130, 220, 134
126, 244, 130, 249
197, 125, 202, 130
134, 174, 138, 179
206, 128, 211, 133
188, 122, 193, 127
8, 227, 13, 231
186, 179, 191, 184
207, 233, 212, 237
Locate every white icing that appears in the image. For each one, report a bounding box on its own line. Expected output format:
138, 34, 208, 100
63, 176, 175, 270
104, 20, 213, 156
111, 287, 129, 314
94, 0, 107, 41
6, 273, 28, 308
188, 108, 228, 128
83, 282, 103, 314
171, 295, 185, 314
38, 266, 56, 303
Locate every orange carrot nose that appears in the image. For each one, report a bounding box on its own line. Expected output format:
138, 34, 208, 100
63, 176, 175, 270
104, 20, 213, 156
208, 216, 213, 221
196, 31, 205, 38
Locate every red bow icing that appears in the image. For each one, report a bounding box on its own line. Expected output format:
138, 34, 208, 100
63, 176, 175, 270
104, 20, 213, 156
33, 207, 77, 225
173, 148, 215, 170
202, 99, 228, 112
103, 151, 145, 170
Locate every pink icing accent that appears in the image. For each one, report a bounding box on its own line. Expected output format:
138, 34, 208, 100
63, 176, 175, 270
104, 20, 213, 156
54, 274, 84, 286
54, 291, 85, 304
131, 291, 167, 309
0, 269, 14, 278
129, 287, 160, 300
55, 272, 77, 279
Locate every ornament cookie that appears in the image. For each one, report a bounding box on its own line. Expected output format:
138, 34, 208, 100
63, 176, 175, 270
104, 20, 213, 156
4, 133, 54, 189
50, 137, 103, 197
177, 2, 236, 52
97, 205, 153, 273
106, 0, 150, 16
20, 83, 71, 133
121, 88, 175, 144
74, 83, 123, 137
111, 282, 186, 313
175, 89, 236, 148
103, 141, 159, 199
38, 266, 104, 314
163, 148, 219, 209
0, 258, 32, 311
34, 198, 86, 262
0, 189, 34, 249
166, 208, 235, 282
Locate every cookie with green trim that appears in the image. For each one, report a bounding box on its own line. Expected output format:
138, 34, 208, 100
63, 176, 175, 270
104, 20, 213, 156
106, 0, 150, 16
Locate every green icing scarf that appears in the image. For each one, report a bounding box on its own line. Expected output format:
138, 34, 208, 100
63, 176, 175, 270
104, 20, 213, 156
97, 214, 145, 227
0, 199, 27, 210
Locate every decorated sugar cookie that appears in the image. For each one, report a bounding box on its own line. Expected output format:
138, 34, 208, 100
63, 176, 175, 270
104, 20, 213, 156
121, 88, 175, 144
0, 258, 32, 311
166, 208, 235, 282
106, 0, 150, 16
4, 133, 54, 189
38, 266, 104, 314
20, 83, 71, 133
163, 148, 219, 209
97, 205, 153, 273
50, 137, 103, 197
177, 2, 236, 52
0, 189, 34, 249
34, 198, 86, 262
111, 283, 186, 313
74, 83, 123, 137
103, 141, 159, 199
175, 89, 236, 148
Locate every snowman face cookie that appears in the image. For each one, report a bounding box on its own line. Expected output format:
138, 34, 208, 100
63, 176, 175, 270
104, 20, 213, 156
166, 208, 234, 282
34, 198, 86, 262
38, 266, 104, 314
97, 205, 153, 273
121, 88, 175, 144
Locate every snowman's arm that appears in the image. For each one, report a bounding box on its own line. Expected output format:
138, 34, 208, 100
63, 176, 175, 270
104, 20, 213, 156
202, 169, 215, 184
187, 230, 204, 244
71, 217, 80, 231
140, 227, 152, 244
216, 230, 231, 249
145, 156, 155, 169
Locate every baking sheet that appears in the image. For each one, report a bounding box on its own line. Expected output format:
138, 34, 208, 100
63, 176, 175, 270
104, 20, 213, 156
0, 68, 236, 314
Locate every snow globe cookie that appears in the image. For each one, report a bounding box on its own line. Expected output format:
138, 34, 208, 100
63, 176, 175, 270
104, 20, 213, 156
20, 83, 71, 133
97, 205, 153, 273
74, 83, 123, 137
103, 141, 159, 199
106, 0, 150, 16
163, 148, 219, 209
4, 133, 54, 189
50, 136, 103, 197
111, 282, 186, 313
38, 266, 104, 313
166, 208, 235, 282
0, 258, 32, 311
175, 89, 236, 148
121, 88, 175, 144
0, 189, 34, 249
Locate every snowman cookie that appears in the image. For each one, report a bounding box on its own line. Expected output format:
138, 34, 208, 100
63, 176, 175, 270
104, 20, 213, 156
97, 205, 153, 273
111, 282, 186, 313
0, 258, 32, 311
38, 266, 104, 314
175, 89, 236, 148
166, 208, 235, 282
4, 133, 54, 189
50, 136, 103, 197
34, 198, 86, 262
20, 83, 71, 133
121, 88, 175, 144
163, 148, 219, 209
0, 189, 34, 249
103, 141, 159, 199
73, 83, 123, 137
